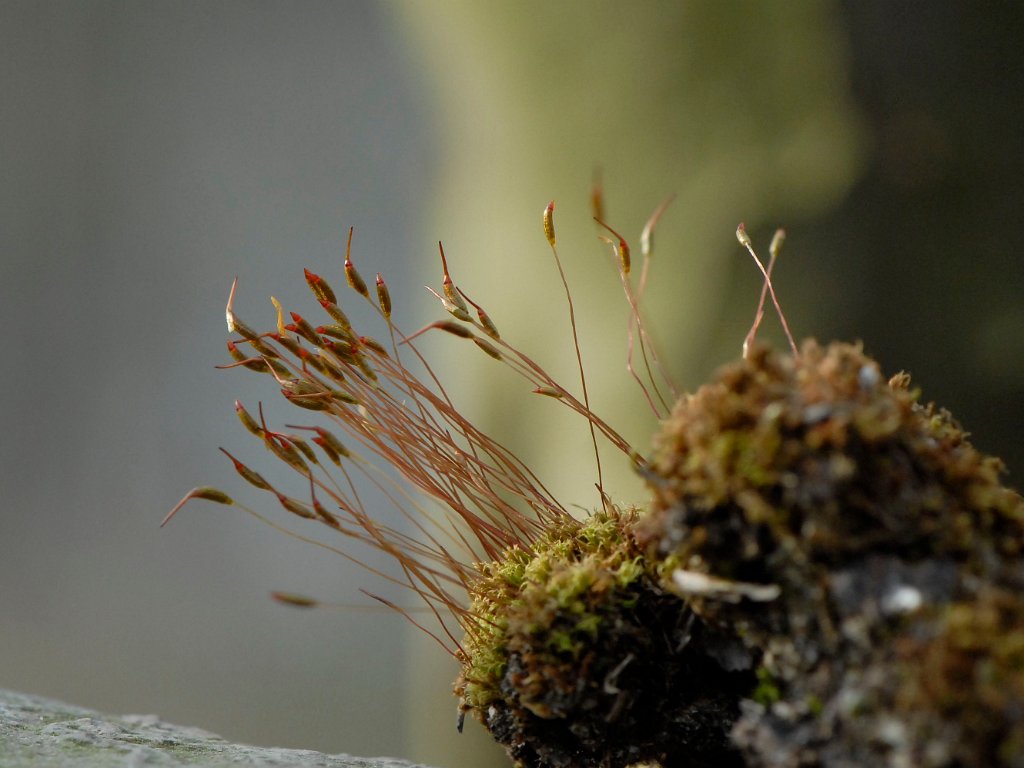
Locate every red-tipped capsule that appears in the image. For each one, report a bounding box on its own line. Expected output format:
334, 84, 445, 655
276, 492, 315, 519
226, 340, 246, 362
313, 501, 341, 530
235, 401, 263, 436
219, 448, 273, 490
289, 312, 322, 346
296, 347, 328, 376
304, 268, 337, 305
267, 435, 311, 475
312, 436, 342, 465
314, 426, 351, 459
359, 335, 389, 358
533, 387, 564, 399
543, 201, 556, 247
736, 222, 752, 248
319, 300, 353, 333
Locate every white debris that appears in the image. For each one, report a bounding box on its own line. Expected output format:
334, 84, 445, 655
672, 569, 781, 603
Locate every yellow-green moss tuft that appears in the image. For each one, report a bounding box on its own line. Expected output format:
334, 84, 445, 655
457, 506, 751, 768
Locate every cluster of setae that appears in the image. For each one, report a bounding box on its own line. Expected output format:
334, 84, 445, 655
167, 196, 1024, 768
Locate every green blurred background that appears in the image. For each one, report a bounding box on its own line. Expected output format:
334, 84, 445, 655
2, 2, 1021, 767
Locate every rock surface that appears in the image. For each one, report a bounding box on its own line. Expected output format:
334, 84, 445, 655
0, 689, 437, 768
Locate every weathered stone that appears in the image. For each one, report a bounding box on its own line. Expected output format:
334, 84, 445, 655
0, 689, 436, 768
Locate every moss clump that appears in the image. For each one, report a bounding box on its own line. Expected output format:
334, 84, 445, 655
456, 506, 752, 768
637, 340, 1024, 766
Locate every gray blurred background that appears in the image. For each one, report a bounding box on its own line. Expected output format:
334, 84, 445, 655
2, 3, 1022, 768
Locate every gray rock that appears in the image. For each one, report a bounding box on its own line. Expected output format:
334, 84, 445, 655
0, 689, 437, 768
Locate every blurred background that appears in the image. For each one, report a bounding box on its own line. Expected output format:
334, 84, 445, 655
2, 2, 1021, 767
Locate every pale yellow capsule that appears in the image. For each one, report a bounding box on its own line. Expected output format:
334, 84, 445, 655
533, 387, 564, 399
770, 228, 786, 260
543, 201, 556, 246
735, 223, 752, 248
376, 273, 392, 320
225, 278, 259, 340
271, 296, 287, 337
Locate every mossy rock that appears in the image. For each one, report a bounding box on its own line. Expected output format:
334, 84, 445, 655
638, 340, 1024, 767
456, 507, 751, 768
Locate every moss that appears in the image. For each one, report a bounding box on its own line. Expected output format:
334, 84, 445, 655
202, 241, 1024, 766
751, 667, 781, 707
453, 338, 1024, 765
637, 340, 1024, 766
456, 506, 752, 767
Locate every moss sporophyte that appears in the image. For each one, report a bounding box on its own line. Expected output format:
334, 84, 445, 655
167, 197, 1024, 768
